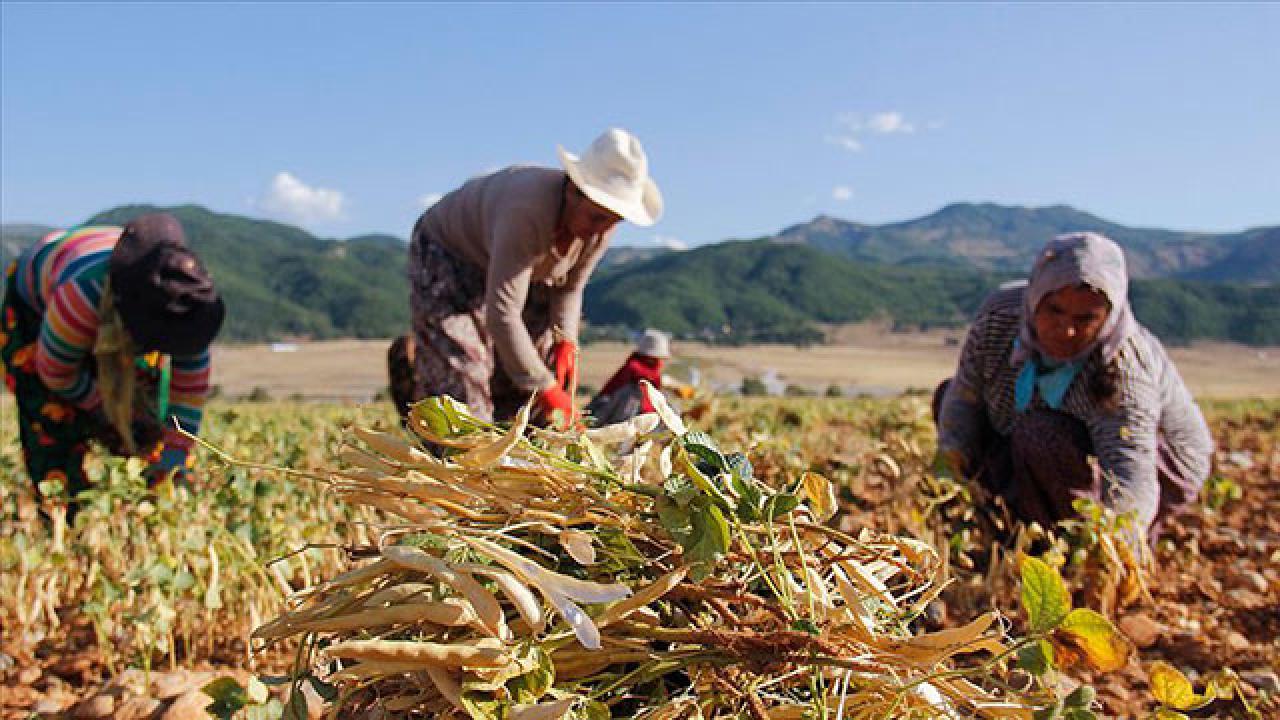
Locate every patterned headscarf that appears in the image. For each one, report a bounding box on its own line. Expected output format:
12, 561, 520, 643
1012, 232, 1136, 367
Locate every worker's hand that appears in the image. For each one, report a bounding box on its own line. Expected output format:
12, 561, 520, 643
549, 340, 578, 393
535, 384, 577, 430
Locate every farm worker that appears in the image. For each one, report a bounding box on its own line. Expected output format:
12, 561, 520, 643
585, 328, 671, 425
934, 232, 1213, 544
2, 213, 224, 520
388, 128, 663, 428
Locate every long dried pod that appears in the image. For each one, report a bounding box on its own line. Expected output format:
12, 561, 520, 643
382, 545, 509, 639
597, 567, 687, 628
457, 399, 532, 468
456, 563, 546, 634
292, 600, 476, 634
325, 639, 510, 669
353, 426, 436, 466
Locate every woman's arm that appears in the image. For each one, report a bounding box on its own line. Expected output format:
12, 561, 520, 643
937, 305, 994, 476
486, 215, 557, 393
162, 349, 211, 449
36, 277, 103, 409
1087, 360, 1162, 530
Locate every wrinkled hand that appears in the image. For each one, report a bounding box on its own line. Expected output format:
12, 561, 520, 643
535, 384, 577, 430
549, 340, 578, 393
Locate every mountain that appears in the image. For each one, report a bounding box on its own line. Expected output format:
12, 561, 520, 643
1183, 227, 1280, 284
83, 205, 410, 341
4, 203, 1276, 346
586, 238, 1280, 346
774, 203, 1273, 281
585, 240, 999, 344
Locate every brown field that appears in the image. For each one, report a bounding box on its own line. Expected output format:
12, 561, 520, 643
210, 330, 1280, 401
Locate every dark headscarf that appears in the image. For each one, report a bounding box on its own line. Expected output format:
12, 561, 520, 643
108, 213, 225, 356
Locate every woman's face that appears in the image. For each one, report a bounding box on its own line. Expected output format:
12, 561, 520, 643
1032, 284, 1111, 360
563, 182, 622, 240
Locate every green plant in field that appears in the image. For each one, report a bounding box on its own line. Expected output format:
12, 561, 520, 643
1202, 474, 1243, 512
0, 400, 397, 673
1014, 555, 1130, 720
1050, 498, 1150, 617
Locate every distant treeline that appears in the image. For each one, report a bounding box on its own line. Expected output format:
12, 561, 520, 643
3, 205, 1274, 347
586, 240, 1280, 346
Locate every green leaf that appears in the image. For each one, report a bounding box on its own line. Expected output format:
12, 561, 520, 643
460, 688, 510, 720
662, 475, 698, 508
594, 526, 647, 574
1016, 639, 1055, 676
1063, 685, 1097, 709
674, 444, 733, 512
506, 646, 554, 704
656, 497, 693, 545
766, 493, 800, 519
574, 699, 612, 720
687, 504, 731, 564
791, 618, 821, 635
202, 677, 249, 720
414, 397, 454, 438
1019, 555, 1071, 634
682, 430, 726, 471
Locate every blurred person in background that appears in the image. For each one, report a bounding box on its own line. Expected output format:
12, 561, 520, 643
388, 128, 663, 429
2, 213, 224, 522
586, 328, 671, 425
934, 232, 1213, 544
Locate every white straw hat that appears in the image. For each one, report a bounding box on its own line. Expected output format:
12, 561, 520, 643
557, 128, 663, 227
636, 328, 671, 358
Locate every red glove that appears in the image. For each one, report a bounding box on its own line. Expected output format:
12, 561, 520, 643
536, 384, 577, 429
549, 340, 578, 393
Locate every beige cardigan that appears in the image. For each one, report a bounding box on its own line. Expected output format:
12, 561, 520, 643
413, 166, 611, 391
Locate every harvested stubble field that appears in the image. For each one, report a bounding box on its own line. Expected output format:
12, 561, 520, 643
208, 336, 1280, 401
0, 391, 1276, 719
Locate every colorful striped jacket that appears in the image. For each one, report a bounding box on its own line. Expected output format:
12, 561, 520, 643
13, 226, 211, 453
938, 287, 1214, 529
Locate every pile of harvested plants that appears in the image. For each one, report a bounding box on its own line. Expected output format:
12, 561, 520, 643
256, 384, 1042, 719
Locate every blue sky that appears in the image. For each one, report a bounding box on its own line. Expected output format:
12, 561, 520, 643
2, 3, 1277, 248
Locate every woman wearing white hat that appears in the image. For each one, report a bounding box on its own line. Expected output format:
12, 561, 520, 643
389, 128, 663, 428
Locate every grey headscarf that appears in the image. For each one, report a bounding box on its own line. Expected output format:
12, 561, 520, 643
1012, 232, 1137, 366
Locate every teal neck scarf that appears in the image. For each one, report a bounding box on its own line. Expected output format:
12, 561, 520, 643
1014, 339, 1083, 412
